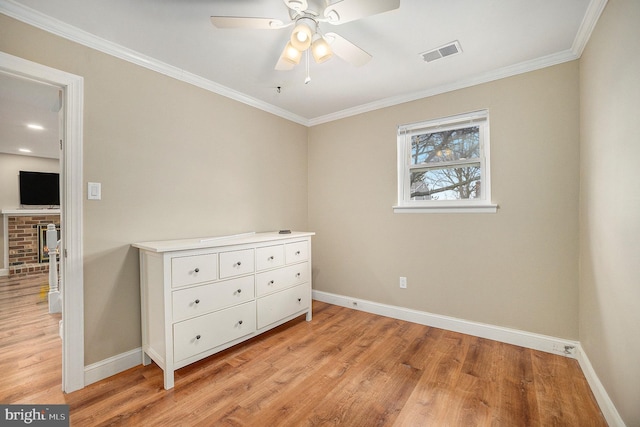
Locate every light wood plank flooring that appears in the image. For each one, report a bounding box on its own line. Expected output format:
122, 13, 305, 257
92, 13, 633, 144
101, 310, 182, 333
0, 272, 63, 405
0, 273, 606, 426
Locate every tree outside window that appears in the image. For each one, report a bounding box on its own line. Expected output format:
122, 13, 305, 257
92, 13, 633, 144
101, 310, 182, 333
395, 110, 496, 213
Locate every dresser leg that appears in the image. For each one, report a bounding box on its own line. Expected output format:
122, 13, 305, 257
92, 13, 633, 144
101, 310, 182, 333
306, 310, 312, 321
164, 370, 175, 390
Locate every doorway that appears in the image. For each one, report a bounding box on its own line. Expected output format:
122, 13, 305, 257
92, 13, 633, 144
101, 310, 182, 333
0, 51, 84, 393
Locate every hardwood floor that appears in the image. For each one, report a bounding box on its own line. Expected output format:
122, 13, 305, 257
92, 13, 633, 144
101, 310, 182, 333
0, 272, 63, 405
0, 274, 606, 426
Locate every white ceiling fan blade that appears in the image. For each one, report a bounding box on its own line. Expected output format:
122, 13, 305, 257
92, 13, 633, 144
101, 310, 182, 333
325, 32, 371, 67
210, 16, 287, 30
323, 0, 400, 25
282, 0, 308, 13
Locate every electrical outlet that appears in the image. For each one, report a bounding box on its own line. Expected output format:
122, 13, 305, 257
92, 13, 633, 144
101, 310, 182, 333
552, 343, 576, 356
399, 276, 407, 289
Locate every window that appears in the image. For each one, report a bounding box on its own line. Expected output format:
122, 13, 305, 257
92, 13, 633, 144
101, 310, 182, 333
395, 110, 496, 213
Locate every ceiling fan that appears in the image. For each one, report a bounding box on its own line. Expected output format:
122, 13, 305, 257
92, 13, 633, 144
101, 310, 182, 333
210, 0, 400, 71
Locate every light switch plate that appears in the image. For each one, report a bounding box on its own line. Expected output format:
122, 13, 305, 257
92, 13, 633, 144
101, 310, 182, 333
88, 182, 101, 200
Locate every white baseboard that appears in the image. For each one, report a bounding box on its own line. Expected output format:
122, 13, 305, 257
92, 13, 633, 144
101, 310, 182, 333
81, 293, 625, 427
313, 290, 629, 426
313, 290, 579, 358
84, 347, 142, 386
576, 345, 627, 427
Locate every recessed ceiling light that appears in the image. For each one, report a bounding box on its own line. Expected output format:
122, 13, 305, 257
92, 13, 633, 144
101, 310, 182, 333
27, 123, 44, 130
19, 148, 32, 153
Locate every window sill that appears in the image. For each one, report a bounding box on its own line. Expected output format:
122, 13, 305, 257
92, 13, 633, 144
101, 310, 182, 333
393, 203, 498, 214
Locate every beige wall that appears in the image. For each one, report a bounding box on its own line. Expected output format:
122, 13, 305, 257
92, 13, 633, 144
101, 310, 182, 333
0, 15, 309, 364
0, 153, 60, 269
3, 7, 637, 422
579, 0, 640, 425
309, 62, 581, 340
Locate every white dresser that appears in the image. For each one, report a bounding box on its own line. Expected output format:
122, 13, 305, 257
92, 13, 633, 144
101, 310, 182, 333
133, 231, 314, 389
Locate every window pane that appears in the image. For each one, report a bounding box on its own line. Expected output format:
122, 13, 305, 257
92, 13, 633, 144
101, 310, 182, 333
411, 126, 480, 165
410, 164, 481, 200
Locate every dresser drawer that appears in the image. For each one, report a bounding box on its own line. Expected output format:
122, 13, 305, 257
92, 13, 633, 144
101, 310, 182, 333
172, 275, 254, 322
173, 301, 256, 362
255, 262, 309, 296
285, 241, 308, 264
257, 283, 310, 329
219, 249, 255, 278
171, 253, 218, 288
256, 245, 285, 271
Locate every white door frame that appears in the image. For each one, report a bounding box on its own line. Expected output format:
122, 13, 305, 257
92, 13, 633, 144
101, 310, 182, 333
0, 51, 84, 393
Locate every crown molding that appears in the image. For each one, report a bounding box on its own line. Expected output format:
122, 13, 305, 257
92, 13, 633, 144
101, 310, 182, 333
571, 0, 608, 56
0, 0, 309, 126
308, 49, 579, 126
1, 0, 607, 128
310, 0, 608, 126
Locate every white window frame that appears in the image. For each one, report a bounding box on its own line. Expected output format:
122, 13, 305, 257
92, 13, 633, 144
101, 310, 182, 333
394, 110, 497, 213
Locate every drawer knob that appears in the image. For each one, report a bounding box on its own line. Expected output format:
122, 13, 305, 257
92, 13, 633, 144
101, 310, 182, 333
268, 256, 274, 260
295, 251, 301, 255
238, 320, 243, 325
297, 298, 302, 302
296, 273, 301, 278
269, 280, 274, 285
196, 334, 201, 340
237, 289, 242, 294
194, 268, 200, 273
235, 261, 242, 267
194, 299, 200, 304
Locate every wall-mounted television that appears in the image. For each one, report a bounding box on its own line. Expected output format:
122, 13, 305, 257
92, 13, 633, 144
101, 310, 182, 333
19, 170, 60, 206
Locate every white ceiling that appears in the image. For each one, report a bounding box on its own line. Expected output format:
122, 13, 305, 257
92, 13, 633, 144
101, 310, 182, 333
0, 0, 604, 156
0, 71, 60, 159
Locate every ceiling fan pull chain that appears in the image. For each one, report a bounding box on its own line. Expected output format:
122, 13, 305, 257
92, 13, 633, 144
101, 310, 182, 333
305, 49, 311, 84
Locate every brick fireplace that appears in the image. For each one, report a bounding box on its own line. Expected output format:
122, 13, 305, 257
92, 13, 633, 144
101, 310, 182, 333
2, 211, 60, 278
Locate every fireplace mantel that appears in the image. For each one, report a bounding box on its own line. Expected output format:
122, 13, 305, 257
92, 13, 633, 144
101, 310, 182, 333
1, 208, 61, 215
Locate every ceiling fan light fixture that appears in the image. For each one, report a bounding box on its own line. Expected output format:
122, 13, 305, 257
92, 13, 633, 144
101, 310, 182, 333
311, 34, 332, 63
290, 18, 314, 51
280, 41, 302, 65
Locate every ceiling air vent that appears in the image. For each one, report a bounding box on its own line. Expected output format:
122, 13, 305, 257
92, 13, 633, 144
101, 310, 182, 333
420, 41, 462, 63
